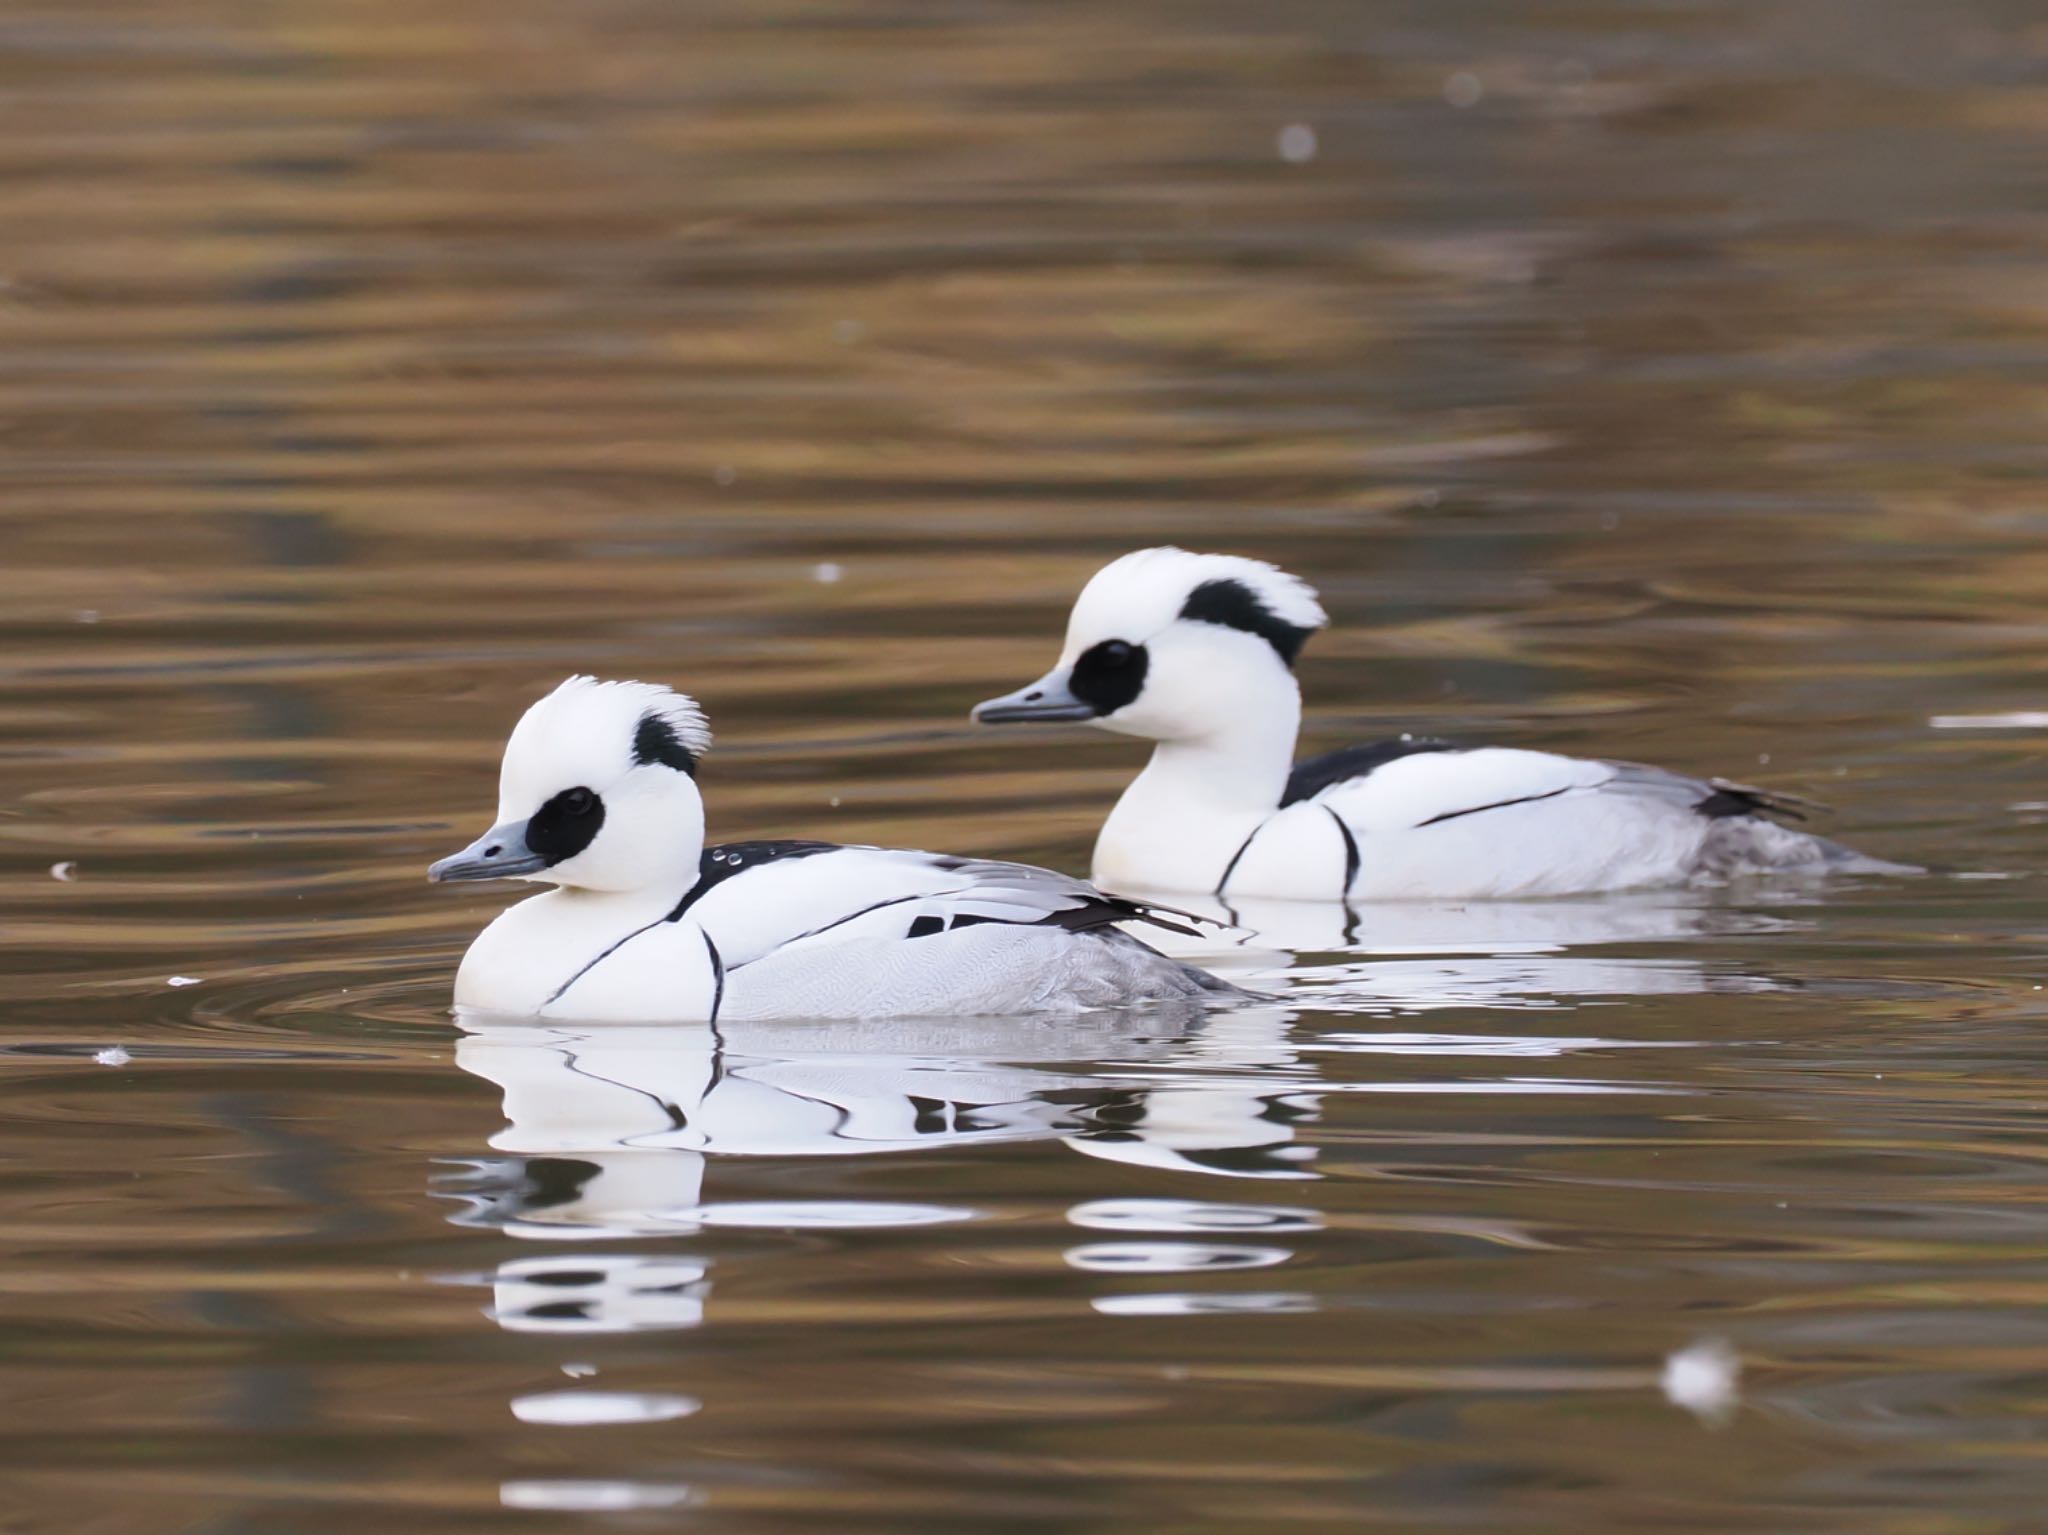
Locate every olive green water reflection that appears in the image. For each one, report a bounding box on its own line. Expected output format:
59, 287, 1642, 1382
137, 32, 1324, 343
5, 1, 2048, 1530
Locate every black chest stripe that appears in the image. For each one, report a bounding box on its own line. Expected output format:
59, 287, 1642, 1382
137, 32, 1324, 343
546, 845, 829, 1014
545, 914, 671, 1009
1215, 820, 1270, 897
702, 930, 725, 1023
1417, 785, 1571, 827
544, 884, 745, 1015
667, 840, 839, 922
1283, 738, 1459, 807
1324, 806, 1360, 894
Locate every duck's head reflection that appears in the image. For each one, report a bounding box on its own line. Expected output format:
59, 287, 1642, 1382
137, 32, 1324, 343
439, 1004, 1317, 1328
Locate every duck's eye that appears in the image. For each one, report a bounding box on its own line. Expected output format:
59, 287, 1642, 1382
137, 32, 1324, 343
1068, 637, 1150, 715
526, 784, 607, 865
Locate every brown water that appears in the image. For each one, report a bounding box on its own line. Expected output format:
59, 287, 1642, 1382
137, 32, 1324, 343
6, 1, 2048, 1530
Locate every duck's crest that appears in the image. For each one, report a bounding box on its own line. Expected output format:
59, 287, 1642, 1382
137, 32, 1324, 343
538, 675, 713, 764
1093, 548, 1327, 626
1075, 548, 1329, 665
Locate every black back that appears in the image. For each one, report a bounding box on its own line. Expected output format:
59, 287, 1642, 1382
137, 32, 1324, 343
1281, 737, 1461, 807
668, 840, 840, 920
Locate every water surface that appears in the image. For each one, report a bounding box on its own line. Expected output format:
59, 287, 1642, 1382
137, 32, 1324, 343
5, 1, 2048, 1530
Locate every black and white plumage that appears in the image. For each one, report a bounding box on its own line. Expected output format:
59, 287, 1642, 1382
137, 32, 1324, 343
973, 548, 1909, 902
429, 676, 1231, 1022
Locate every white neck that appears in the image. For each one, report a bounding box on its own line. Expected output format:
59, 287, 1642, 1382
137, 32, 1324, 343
1090, 677, 1300, 895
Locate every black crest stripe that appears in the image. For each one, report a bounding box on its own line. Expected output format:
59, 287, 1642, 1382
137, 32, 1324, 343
1179, 577, 1314, 666
633, 711, 698, 775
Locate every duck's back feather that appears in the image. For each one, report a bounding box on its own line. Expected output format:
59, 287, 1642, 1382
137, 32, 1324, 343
719, 922, 1230, 1021
1306, 747, 1617, 834
1221, 745, 1901, 900
686, 843, 1201, 966
1281, 737, 1459, 806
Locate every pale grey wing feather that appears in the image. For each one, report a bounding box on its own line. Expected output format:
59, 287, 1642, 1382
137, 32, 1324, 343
712, 849, 1244, 1018
1600, 760, 1818, 820
1598, 761, 1912, 875
902, 854, 1207, 935
693, 845, 1208, 970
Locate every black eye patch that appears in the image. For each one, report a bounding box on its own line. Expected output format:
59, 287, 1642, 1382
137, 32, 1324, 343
1179, 577, 1314, 666
526, 784, 606, 864
1069, 638, 1149, 715
633, 712, 698, 775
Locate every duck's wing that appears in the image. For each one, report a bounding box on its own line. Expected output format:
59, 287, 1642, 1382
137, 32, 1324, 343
1256, 741, 1886, 899
687, 842, 1206, 968
1292, 738, 1813, 831
1302, 745, 1623, 832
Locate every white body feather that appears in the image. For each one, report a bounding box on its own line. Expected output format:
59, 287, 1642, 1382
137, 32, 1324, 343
435, 676, 1233, 1024
1097, 743, 1891, 902
977, 548, 1905, 903
452, 843, 1227, 1022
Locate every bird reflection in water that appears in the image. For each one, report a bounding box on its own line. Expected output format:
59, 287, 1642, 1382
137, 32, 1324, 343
1148, 889, 1792, 1011
436, 890, 1778, 1335
437, 1001, 1315, 1335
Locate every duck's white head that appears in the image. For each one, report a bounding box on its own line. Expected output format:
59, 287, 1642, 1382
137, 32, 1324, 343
973, 547, 1328, 743
429, 675, 712, 893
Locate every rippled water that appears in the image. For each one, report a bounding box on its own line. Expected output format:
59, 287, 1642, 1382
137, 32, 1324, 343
7, 1, 2048, 1530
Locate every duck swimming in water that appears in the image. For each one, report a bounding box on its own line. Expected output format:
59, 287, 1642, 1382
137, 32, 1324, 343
973, 547, 1905, 902
430, 675, 1229, 1021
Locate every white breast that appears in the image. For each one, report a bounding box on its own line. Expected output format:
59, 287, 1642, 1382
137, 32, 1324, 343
452, 887, 721, 1021
1216, 802, 1351, 901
